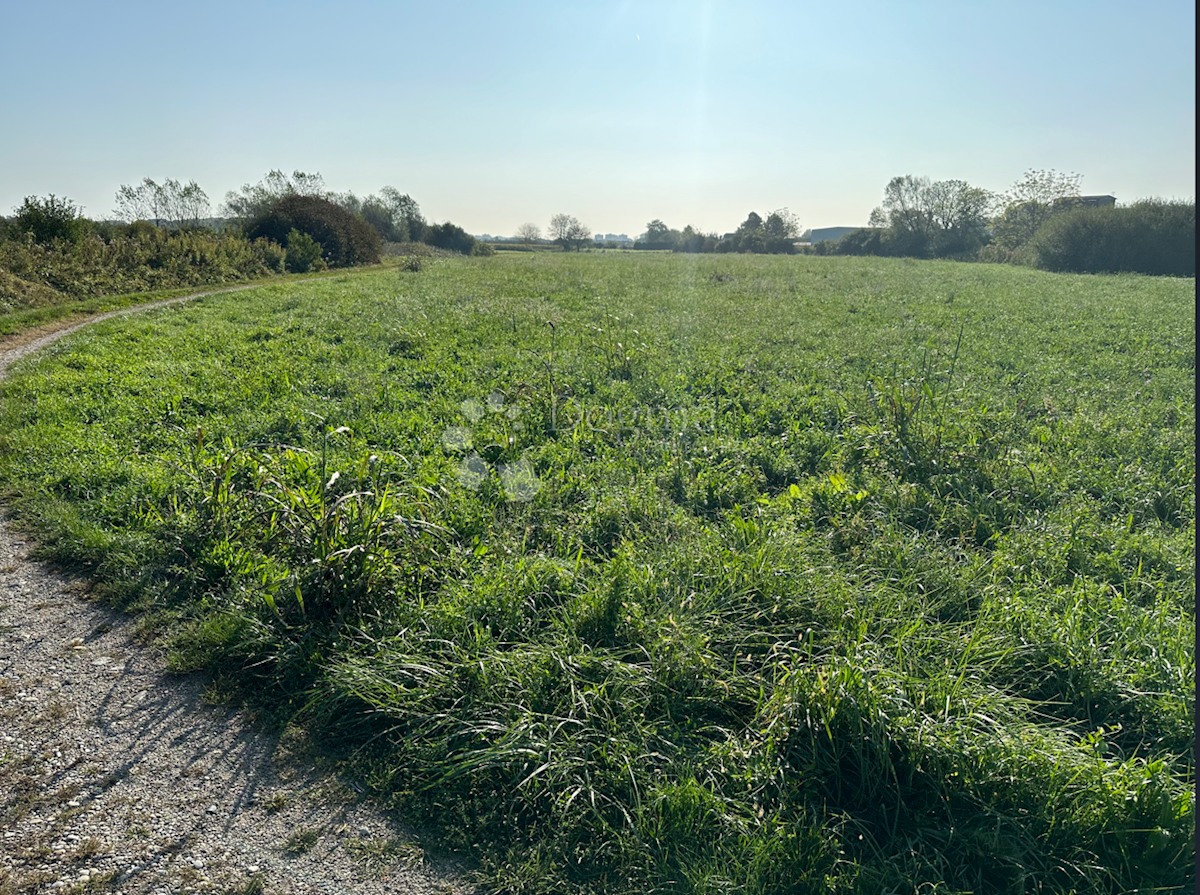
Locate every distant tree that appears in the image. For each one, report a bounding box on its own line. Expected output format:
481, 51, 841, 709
548, 214, 591, 251
869, 175, 991, 257
377, 187, 424, 242
515, 222, 541, 244
425, 221, 479, 255
644, 219, 671, 242
222, 170, 327, 220
114, 178, 210, 229
763, 208, 801, 253
12, 195, 89, 244
725, 211, 766, 253
244, 194, 380, 266
675, 225, 718, 253
990, 169, 1083, 253
332, 191, 363, 215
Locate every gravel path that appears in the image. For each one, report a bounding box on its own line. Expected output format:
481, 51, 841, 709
0, 288, 470, 895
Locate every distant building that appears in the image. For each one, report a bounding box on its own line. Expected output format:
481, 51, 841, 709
1053, 195, 1117, 210
808, 226, 860, 243
595, 233, 633, 244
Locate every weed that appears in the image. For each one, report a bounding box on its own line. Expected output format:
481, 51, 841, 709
282, 826, 320, 854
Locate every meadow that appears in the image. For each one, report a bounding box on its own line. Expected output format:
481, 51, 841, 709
0, 253, 1193, 893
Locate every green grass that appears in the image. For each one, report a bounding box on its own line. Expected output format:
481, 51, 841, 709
0, 253, 1193, 893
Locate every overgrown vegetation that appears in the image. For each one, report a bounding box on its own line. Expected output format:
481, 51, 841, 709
0, 170, 491, 317
812, 170, 1195, 277
1028, 199, 1196, 276
0, 227, 285, 313
0, 254, 1192, 893
244, 194, 382, 267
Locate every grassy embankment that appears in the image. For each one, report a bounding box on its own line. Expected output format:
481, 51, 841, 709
0, 253, 1193, 893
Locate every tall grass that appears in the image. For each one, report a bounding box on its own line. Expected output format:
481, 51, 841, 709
0, 254, 1192, 892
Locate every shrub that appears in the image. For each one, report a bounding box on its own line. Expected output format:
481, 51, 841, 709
1029, 199, 1195, 276
257, 238, 288, 274
244, 195, 381, 267
425, 221, 478, 255
0, 228, 283, 298
284, 228, 324, 273
12, 195, 90, 245
828, 227, 885, 256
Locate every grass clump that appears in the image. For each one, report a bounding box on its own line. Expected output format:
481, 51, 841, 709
0, 254, 1192, 893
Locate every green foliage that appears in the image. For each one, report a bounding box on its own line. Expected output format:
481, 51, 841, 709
221, 169, 327, 220
0, 255, 1192, 894
1029, 199, 1195, 276
283, 228, 324, 273
12, 195, 90, 245
424, 221, 479, 255
113, 177, 210, 228
244, 194, 381, 267
0, 228, 285, 304
864, 175, 992, 258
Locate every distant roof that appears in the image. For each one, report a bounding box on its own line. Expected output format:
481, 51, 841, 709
1054, 195, 1117, 208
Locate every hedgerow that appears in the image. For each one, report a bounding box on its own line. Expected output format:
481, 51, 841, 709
0, 229, 284, 306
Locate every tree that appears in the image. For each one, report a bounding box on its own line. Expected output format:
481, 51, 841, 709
244, 194, 381, 266
377, 187, 424, 242
763, 208, 801, 253
515, 222, 541, 244
548, 214, 590, 251
991, 169, 1083, 253
869, 175, 991, 257
222, 170, 327, 220
675, 225, 718, 253
114, 178, 210, 228
13, 195, 88, 244
643, 219, 671, 243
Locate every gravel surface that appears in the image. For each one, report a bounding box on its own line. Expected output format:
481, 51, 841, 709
1, 289, 471, 895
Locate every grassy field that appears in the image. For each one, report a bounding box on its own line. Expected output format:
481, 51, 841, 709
0, 253, 1193, 893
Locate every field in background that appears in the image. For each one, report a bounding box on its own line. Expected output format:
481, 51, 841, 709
0, 253, 1193, 893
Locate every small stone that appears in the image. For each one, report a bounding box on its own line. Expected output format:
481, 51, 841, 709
205, 805, 217, 815
247, 865, 260, 873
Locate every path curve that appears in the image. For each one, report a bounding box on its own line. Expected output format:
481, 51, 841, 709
0, 285, 468, 894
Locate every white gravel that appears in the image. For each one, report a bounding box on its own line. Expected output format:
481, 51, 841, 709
1, 288, 471, 894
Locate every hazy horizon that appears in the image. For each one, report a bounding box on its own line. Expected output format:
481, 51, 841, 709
2, 1, 1194, 239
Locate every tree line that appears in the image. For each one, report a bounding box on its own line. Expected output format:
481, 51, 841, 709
815, 170, 1194, 277
531, 170, 1192, 276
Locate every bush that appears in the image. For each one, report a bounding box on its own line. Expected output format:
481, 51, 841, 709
0, 229, 284, 298
12, 195, 90, 245
257, 238, 288, 274
1029, 200, 1195, 276
284, 228, 324, 273
425, 221, 478, 255
827, 228, 885, 256
244, 195, 381, 267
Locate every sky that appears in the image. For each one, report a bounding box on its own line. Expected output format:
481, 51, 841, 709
1, 0, 1194, 238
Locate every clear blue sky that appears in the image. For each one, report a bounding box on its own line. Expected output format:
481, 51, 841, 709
2, 0, 1194, 237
